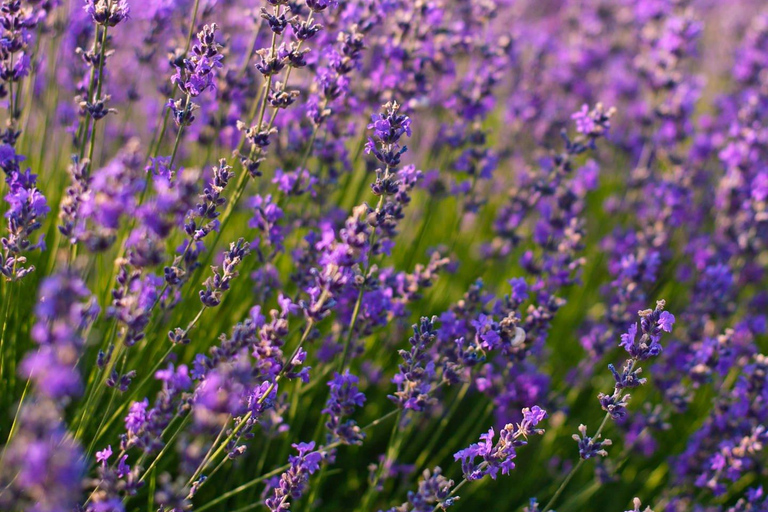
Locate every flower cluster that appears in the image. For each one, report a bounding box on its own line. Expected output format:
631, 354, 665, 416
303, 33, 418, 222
572, 424, 613, 460
85, 0, 130, 27
22, 271, 98, 400
454, 407, 547, 481
199, 238, 250, 307
386, 468, 457, 512
265, 442, 324, 512
600, 301, 676, 422
2, 166, 48, 280
389, 316, 439, 411
0, 400, 85, 512
323, 370, 366, 445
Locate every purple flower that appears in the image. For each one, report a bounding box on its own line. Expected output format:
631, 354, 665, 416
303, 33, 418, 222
0, 400, 85, 512
108, 267, 163, 347
273, 168, 317, 197
81, 152, 144, 237
601, 301, 675, 426
389, 317, 439, 411
572, 424, 612, 460
323, 370, 367, 445
508, 278, 529, 303
265, 442, 325, 512
199, 238, 251, 307
659, 311, 675, 332
2, 168, 49, 280
472, 314, 501, 351
95, 445, 113, 467
386, 467, 457, 512
125, 398, 149, 435
84, 0, 130, 26
365, 101, 411, 168
249, 194, 285, 250
169, 23, 223, 126
519, 406, 548, 437
306, 0, 338, 13
571, 104, 596, 134
22, 271, 97, 401
619, 301, 675, 361
570, 103, 615, 143
619, 323, 639, 353
454, 407, 547, 481
155, 363, 192, 392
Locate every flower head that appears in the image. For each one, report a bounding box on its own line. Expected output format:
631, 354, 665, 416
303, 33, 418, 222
454, 407, 547, 481
265, 442, 325, 512
95, 446, 112, 467
85, 0, 130, 26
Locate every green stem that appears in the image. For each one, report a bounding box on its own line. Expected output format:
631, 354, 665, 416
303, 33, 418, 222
186, 292, 328, 490
168, 107, 188, 169
74, 341, 124, 441
184, 0, 201, 54
541, 458, 587, 512
187, 411, 253, 487
414, 380, 470, 468
357, 408, 403, 512
338, 287, 363, 373
80, 24, 109, 162
85, 352, 127, 458
76, 28, 100, 159
429, 422, 533, 512
541, 412, 611, 512
0, 280, 15, 399
137, 415, 191, 484
194, 409, 400, 512
0, 377, 29, 469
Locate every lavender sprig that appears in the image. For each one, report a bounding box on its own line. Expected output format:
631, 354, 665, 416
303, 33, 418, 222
541, 301, 675, 512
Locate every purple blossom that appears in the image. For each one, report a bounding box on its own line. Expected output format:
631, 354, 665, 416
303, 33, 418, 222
619, 301, 676, 361
84, 0, 130, 26
95, 446, 113, 467
0, 2, 766, 512
2, 168, 49, 280
125, 398, 149, 435
249, 194, 285, 250
386, 468, 457, 512
199, 238, 251, 307
365, 101, 411, 168
0, 401, 85, 512
572, 424, 612, 460
601, 301, 676, 423
389, 317, 439, 411
22, 271, 97, 401
454, 407, 547, 481
265, 442, 325, 512
571, 103, 615, 143
659, 311, 675, 332
323, 370, 366, 445
273, 168, 317, 197
171, 24, 223, 98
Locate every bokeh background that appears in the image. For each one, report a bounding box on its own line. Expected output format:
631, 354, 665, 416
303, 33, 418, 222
1, 1, 768, 511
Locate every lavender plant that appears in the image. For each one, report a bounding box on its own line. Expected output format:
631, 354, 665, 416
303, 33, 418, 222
0, 0, 767, 511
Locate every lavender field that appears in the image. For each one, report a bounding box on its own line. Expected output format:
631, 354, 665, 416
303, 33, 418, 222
0, 0, 766, 511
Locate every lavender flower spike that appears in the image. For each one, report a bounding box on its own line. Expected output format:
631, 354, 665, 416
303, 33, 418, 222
454, 406, 548, 481
323, 370, 367, 445
385, 468, 458, 512
265, 442, 325, 512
